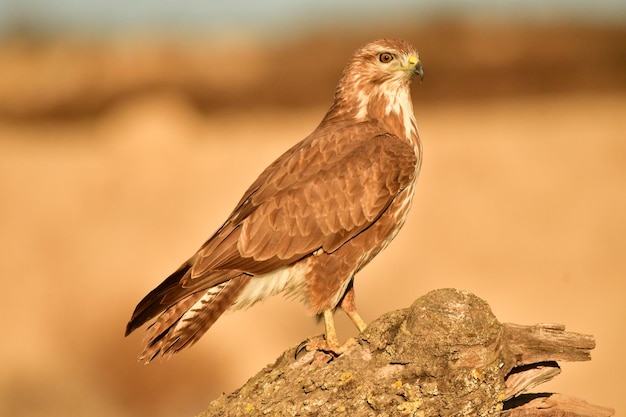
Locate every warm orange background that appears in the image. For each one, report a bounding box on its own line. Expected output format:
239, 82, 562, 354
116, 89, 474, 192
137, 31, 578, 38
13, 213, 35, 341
1, 24, 624, 417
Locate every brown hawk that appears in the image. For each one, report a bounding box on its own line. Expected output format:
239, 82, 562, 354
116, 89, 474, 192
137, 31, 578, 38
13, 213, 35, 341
125, 39, 424, 362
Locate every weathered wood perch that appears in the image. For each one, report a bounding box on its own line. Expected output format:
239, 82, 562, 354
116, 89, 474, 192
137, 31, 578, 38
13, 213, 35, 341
199, 288, 613, 417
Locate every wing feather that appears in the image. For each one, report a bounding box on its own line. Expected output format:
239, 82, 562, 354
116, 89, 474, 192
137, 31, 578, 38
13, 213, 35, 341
189, 129, 417, 276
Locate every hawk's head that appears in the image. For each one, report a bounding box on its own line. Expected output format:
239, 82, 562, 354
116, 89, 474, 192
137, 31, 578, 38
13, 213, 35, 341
349, 39, 423, 84
335, 39, 422, 101
330, 39, 422, 139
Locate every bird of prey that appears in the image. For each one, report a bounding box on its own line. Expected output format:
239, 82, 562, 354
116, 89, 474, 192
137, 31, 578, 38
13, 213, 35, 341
125, 39, 424, 362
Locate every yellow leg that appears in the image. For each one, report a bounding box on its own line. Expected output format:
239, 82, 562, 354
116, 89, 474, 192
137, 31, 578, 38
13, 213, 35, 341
303, 282, 367, 355
322, 309, 339, 347
345, 309, 367, 333
339, 282, 368, 333
305, 308, 358, 355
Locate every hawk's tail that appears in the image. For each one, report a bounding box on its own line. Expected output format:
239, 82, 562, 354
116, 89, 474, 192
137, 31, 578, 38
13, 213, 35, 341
139, 276, 251, 362
125, 261, 193, 337
125, 262, 251, 362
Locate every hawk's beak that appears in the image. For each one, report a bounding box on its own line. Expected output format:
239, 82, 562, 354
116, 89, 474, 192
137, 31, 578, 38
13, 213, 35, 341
415, 61, 424, 82
407, 54, 423, 82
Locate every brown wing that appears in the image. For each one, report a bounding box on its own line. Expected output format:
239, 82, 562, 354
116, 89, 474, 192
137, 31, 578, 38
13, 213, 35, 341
189, 129, 418, 281
126, 128, 417, 336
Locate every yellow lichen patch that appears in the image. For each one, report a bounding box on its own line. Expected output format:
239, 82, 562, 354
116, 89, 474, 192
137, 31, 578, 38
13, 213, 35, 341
339, 372, 353, 385
393, 380, 403, 389
336, 405, 346, 412
244, 404, 254, 413
397, 400, 423, 416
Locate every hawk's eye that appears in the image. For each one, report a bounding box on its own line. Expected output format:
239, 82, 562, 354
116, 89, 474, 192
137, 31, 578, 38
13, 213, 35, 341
379, 53, 394, 63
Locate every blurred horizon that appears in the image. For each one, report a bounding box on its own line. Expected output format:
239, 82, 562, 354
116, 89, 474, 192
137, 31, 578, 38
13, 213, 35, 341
1, 0, 625, 38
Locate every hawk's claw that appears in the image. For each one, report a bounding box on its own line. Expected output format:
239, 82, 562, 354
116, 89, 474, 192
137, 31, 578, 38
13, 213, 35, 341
304, 335, 359, 356
295, 337, 317, 359
294, 333, 359, 361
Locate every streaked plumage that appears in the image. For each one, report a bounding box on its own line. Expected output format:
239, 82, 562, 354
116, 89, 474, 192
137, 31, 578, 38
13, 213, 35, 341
125, 39, 424, 362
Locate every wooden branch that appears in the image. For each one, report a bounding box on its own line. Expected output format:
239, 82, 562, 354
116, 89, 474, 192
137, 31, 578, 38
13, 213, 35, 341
503, 362, 561, 401
502, 394, 615, 417
198, 289, 613, 417
503, 322, 595, 367
501, 322, 596, 401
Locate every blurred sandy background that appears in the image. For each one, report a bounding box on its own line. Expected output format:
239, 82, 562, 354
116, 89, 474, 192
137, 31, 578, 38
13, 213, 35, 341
1, 2, 625, 416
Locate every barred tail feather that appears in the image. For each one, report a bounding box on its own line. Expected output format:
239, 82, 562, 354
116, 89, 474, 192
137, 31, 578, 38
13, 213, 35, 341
125, 261, 193, 337
138, 275, 251, 362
